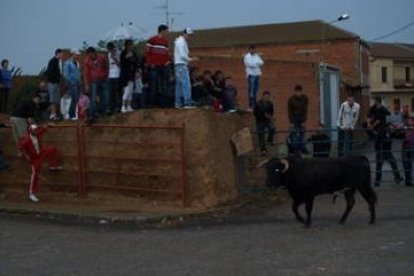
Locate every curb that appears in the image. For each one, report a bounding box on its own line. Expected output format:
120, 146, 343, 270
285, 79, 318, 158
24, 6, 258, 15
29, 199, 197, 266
0, 200, 250, 227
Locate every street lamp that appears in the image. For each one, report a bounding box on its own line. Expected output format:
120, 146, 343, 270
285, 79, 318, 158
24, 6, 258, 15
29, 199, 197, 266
322, 13, 350, 64
319, 13, 350, 136
336, 13, 350, 22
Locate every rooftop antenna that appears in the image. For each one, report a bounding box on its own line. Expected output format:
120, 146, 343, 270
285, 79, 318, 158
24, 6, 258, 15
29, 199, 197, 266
153, 0, 184, 31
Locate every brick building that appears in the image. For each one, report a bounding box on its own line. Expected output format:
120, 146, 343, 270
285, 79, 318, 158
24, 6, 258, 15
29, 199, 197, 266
176, 20, 370, 131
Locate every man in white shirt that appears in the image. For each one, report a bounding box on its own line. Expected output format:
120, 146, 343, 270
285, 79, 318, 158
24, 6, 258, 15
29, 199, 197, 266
243, 45, 264, 110
337, 94, 360, 156
174, 27, 196, 109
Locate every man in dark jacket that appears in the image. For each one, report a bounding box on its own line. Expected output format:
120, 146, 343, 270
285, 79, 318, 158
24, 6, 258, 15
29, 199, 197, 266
287, 85, 309, 155
367, 96, 403, 186
254, 90, 275, 155
45, 49, 63, 120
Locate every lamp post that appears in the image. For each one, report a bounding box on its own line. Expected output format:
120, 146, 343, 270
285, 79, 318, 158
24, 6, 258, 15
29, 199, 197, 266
322, 13, 350, 65
320, 14, 350, 138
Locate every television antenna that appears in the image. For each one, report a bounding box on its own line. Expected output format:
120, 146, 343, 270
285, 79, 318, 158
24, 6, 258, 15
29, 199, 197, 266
153, 0, 184, 31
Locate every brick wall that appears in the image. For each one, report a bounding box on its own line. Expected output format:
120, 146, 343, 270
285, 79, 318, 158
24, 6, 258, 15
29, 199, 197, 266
195, 56, 320, 131
191, 39, 365, 86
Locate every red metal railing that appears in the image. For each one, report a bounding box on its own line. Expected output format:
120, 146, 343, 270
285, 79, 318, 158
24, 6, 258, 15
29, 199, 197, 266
5, 123, 189, 206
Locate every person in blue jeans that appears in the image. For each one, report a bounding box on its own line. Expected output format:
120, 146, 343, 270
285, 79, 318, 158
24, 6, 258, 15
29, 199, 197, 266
83, 47, 109, 118
63, 49, 81, 120
243, 45, 264, 110
174, 27, 196, 109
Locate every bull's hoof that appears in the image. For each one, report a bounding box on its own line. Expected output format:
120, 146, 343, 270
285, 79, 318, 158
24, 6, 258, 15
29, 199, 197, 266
303, 223, 311, 229
338, 220, 346, 225
295, 216, 305, 223
369, 220, 375, 225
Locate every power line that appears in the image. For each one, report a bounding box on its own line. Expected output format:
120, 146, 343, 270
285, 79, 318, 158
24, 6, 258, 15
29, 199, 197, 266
370, 19, 414, 42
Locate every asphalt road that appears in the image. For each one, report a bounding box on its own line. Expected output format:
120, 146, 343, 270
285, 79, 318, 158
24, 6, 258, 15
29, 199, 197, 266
1, 186, 414, 276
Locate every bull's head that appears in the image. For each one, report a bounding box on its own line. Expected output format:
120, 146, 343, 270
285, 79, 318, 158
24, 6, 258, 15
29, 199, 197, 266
258, 158, 290, 188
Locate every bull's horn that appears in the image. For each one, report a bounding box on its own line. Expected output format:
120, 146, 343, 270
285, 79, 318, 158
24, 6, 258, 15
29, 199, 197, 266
256, 158, 270, 168
280, 159, 289, 173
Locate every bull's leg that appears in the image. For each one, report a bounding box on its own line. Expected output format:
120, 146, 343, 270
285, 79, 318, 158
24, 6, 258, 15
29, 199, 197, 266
358, 187, 377, 224
292, 200, 305, 223
339, 190, 356, 224
304, 197, 315, 226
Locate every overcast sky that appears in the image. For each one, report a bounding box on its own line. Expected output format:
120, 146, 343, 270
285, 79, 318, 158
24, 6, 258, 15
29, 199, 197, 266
1, 0, 413, 75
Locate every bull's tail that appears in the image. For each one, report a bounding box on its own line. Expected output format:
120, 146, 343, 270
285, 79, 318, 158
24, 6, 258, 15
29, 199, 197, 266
357, 156, 377, 224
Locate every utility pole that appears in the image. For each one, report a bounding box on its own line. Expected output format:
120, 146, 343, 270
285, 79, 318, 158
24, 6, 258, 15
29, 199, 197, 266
154, 0, 183, 31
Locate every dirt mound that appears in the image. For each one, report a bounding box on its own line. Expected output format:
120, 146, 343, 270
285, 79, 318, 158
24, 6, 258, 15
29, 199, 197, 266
0, 109, 254, 208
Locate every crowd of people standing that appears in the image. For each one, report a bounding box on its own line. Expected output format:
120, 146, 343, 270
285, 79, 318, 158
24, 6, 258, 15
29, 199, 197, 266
1, 23, 414, 195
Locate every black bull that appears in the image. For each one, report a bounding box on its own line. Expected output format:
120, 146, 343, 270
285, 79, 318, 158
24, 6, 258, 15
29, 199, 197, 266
264, 156, 377, 226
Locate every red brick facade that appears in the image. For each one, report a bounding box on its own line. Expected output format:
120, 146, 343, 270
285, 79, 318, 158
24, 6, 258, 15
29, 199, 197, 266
191, 37, 370, 127
195, 56, 320, 130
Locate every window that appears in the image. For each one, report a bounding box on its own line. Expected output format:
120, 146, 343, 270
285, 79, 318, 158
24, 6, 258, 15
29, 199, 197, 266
394, 98, 401, 110
381, 67, 387, 83
406, 67, 411, 82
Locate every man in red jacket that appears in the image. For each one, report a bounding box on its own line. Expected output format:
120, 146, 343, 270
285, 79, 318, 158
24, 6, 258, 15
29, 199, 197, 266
19, 124, 62, 202
146, 24, 169, 107
84, 47, 109, 118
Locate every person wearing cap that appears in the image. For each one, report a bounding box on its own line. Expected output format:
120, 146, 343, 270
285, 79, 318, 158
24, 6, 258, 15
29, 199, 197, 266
19, 124, 62, 202
45, 49, 63, 120
243, 45, 264, 110
10, 93, 41, 155
174, 27, 196, 109
63, 49, 82, 120
146, 24, 170, 108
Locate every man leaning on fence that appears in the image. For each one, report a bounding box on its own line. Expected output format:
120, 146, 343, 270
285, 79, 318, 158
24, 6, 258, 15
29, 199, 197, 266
337, 94, 360, 156
287, 84, 309, 155
254, 90, 275, 156
367, 96, 403, 187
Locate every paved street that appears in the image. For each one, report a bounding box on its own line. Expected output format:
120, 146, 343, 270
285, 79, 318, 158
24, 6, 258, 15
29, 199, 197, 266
1, 186, 414, 276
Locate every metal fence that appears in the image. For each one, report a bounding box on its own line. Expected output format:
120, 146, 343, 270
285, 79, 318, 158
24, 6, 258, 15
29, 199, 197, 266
3, 123, 189, 206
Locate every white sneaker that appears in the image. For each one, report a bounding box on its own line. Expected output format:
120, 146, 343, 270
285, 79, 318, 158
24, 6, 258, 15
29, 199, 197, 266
183, 105, 196, 109
121, 107, 128, 113
71, 117, 78, 121
29, 194, 39, 203
127, 106, 134, 112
